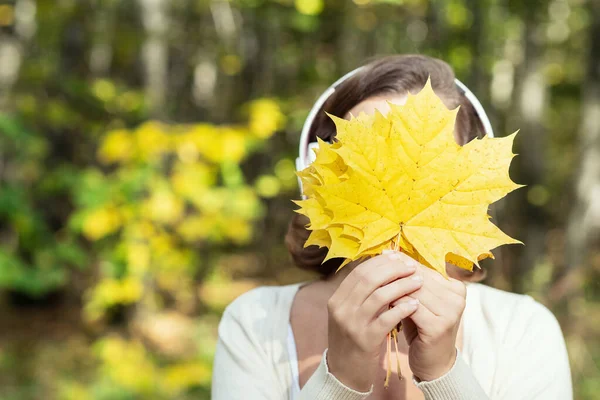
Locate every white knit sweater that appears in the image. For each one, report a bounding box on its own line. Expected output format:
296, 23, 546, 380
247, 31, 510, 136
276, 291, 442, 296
211, 282, 572, 399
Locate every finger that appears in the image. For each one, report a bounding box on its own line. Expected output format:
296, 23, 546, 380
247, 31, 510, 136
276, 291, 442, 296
408, 269, 467, 317
335, 252, 418, 309
411, 288, 443, 317
403, 298, 438, 338
389, 256, 466, 311
390, 252, 459, 300
393, 252, 465, 292
447, 276, 467, 297
370, 297, 419, 337
407, 297, 464, 343
426, 282, 466, 318
330, 253, 398, 306
391, 287, 465, 340
349, 253, 419, 307
390, 282, 451, 317
418, 262, 467, 297
361, 273, 423, 319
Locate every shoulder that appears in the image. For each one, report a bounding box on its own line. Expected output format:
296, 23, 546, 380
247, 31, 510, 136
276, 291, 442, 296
213, 284, 304, 397
224, 283, 299, 317
224, 285, 278, 316
464, 286, 572, 397
219, 283, 301, 338
466, 283, 564, 348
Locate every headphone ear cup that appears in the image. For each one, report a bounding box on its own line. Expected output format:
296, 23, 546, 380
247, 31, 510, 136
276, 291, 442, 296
307, 142, 319, 165
295, 156, 305, 199
297, 67, 364, 197
454, 78, 494, 138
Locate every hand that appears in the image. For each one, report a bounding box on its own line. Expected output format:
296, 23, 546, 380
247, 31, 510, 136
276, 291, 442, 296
390, 252, 467, 382
326, 252, 423, 392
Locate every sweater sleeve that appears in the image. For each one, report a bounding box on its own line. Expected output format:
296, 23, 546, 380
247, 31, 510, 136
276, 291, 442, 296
413, 349, 489, 399
298, 349, 373, 400
490, 299, 573, 400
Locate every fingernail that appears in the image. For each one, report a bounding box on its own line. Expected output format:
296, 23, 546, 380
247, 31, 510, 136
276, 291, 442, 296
400, 298, 419, 310
405, 259, 417, 268
411, 274, 423, 282
383, 250, 401, 260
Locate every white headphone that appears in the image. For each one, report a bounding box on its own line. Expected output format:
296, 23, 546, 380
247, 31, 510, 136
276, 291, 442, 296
295, 66, 494, 197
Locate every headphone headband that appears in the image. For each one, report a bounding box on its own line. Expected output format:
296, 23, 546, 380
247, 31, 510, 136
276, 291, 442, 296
295, 66, 494, 196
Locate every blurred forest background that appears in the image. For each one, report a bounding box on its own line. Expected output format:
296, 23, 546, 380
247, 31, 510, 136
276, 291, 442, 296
0, 0, 598, 398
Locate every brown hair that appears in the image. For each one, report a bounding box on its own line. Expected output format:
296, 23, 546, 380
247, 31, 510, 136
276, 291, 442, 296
285, 54, 487, 281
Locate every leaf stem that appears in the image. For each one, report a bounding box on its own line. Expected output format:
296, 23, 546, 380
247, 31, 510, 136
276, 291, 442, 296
384, 331, 392, 388
385, 237, 404, 386
393, 231, 401, 252
392, 327, 403, 380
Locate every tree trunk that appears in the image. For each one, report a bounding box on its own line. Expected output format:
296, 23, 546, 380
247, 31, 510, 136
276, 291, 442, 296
565, 1, 600, 271
89, 0, 116, 77
138, 0, 169, 118
0, 0, 36, 111
501, 3, 549, 291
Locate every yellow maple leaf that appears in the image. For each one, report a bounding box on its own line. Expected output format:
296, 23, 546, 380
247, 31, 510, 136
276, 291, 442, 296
294, 79, 523, 276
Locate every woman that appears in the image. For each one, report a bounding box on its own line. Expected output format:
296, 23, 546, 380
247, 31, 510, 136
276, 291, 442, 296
211, 55, 573, 399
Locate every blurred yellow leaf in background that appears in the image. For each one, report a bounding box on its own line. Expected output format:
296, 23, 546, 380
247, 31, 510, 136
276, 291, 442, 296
82, 206, 122, 241
248, 98, 286, 139
143, 184, 185, 225
164, 362, 212, 391
134, 121, 171, 162
98, 129, 134, 164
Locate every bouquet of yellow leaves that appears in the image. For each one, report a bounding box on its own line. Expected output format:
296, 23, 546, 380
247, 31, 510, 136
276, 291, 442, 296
294, 79, 522, 386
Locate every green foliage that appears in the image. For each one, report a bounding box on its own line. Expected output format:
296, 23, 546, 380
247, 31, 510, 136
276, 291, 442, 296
0, 115, 88, 296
